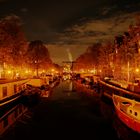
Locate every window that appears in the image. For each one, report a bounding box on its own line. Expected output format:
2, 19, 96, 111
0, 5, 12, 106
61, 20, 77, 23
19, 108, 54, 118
14, 84, 17, 93
134, 112, 137, 116
2, 87, 7, 97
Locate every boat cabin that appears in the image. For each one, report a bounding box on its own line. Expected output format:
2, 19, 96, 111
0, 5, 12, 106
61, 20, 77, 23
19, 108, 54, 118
0, 79, 29, 102
126, 103, 140, 120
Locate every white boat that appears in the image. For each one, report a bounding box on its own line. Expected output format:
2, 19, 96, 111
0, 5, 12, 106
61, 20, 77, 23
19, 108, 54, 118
26, 77, 49, 87
0, 79, 30, 108
112, 94, 140, 134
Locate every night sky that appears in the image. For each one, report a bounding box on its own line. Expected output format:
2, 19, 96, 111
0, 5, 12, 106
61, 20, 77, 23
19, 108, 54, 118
0, 0, 140, 64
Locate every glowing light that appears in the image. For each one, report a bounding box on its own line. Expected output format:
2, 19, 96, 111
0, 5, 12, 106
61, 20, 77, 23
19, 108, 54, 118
138, 40, 140, 46
80, 69, 84, 73
136, 68, 139, 73
51, 69, 55, 72
16, 73, 19, 76
90, 69, 96, 73
25, 70, 29, 74
7, 70, 12, 74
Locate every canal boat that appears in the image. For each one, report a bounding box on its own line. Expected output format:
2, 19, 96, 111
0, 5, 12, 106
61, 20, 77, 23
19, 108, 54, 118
26, 76, 58, 88
112, 94, 140, 134
99, 80, 140, 101
26, 78, 49, 87
0, 79, 30, 108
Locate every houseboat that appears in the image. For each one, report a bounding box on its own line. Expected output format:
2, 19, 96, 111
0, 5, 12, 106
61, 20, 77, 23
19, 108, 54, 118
99, 80, 140, 101
112, 94, 140, 134
0, 79, 30, 108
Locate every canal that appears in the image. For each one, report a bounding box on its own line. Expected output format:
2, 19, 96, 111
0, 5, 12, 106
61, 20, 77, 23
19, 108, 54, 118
0, 80, 140, 140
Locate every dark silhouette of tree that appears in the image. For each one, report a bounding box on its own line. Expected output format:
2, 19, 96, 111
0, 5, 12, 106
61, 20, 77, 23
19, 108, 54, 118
74, 43, 101, 71
99, 42, 114, 77
26, 40, 52, 76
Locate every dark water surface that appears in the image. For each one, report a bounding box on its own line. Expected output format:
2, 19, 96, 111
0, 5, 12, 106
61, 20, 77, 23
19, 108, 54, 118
1, 80, 140, 140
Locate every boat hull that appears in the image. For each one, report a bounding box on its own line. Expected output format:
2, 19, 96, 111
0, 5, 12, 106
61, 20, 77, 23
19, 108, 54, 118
0, 93, 21, 108
0, 79, 30, 109
115, 104, 138, 132
113, 95, 140, 134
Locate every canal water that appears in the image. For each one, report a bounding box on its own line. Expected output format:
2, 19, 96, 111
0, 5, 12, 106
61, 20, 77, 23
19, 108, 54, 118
0, 80, 140, 140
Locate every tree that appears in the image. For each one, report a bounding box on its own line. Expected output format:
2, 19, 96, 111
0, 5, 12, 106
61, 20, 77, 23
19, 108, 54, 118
0, 15, 27, 78
74, 43, 101, 72
26, 40, 52, 76
98, 42, 114, 77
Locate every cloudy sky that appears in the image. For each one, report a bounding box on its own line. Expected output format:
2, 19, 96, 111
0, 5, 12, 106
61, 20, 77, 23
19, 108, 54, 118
0, 0, 140, 64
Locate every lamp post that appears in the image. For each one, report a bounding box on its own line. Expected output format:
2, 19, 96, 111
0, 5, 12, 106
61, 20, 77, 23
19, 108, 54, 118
35, 60, 39, 77
135, 68, 139, 81
127, 61, 130, 82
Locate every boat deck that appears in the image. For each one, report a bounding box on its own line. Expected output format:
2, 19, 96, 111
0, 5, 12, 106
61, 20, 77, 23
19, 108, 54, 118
99, 80, 140, 101
0, 79, 27, 84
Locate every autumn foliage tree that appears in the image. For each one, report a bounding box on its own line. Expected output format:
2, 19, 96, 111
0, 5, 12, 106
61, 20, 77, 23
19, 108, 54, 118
0, 15, 27, 78
26, 40, 52, 76
98, 42, 114, 77
74, 43, 101, 72
1, 15, 27, 64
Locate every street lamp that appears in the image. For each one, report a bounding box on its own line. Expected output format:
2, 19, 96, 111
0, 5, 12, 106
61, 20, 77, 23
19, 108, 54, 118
127, 61, 130, 82
135, 68, 139, 73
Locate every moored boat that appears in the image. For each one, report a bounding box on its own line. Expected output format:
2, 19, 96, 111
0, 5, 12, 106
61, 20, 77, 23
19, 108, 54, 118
99, 80, 140, 101
0, 79, 30, 108
112, 94, 140, 134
